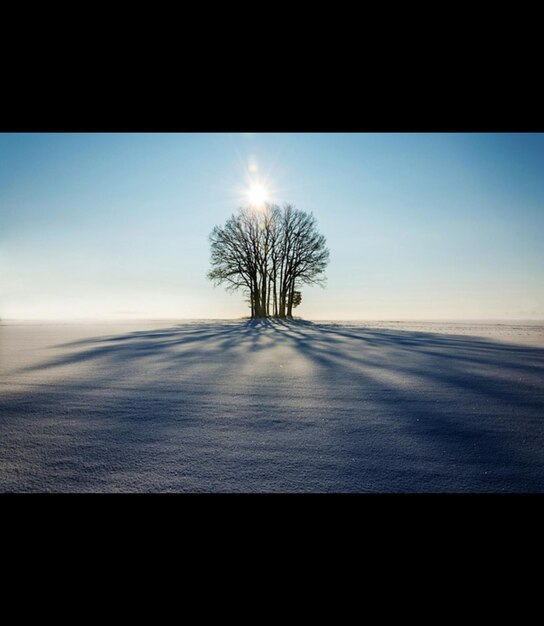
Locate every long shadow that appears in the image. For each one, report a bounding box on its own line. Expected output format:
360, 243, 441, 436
22, 319, 273, 373
17, 317, 544, 419
270, 320, 544, 491
2, 319, 544, 492
16, 317, 544, 415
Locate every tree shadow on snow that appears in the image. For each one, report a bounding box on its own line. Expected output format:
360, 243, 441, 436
3, 319, 544, 492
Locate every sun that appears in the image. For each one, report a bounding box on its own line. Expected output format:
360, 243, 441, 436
246, 182, 269, 207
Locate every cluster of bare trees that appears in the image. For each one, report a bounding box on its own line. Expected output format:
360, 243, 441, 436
208, 204, 329, 318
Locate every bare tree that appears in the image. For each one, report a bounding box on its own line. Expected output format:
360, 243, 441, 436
208, 203, 329, 319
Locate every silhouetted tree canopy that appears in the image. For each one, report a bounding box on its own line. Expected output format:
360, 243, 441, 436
208, 203, 329, 318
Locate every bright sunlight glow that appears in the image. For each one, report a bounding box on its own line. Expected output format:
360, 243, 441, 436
246, 182, 269, 207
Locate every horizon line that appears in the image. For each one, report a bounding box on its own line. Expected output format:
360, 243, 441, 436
2, 317, 543, 324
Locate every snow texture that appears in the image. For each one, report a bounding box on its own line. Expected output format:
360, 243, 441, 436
1, 319, 544, 492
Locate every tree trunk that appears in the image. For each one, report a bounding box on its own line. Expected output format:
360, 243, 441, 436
253, 275, 261, 318
287, 281, 295, 317
278, 291, 286, 318
261, 274, 267, 317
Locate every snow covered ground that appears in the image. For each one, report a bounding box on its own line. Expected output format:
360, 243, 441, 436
1, 319, 543, 492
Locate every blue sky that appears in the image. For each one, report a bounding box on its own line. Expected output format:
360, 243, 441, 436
1, 132, 543, 319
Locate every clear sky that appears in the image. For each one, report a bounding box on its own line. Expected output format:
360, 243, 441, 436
1, 132, 543, 320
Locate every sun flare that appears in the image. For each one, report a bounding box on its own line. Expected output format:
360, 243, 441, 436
246, 182, 269, 207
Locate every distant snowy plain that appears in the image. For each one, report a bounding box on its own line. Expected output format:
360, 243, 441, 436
1, 319, 543, 492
